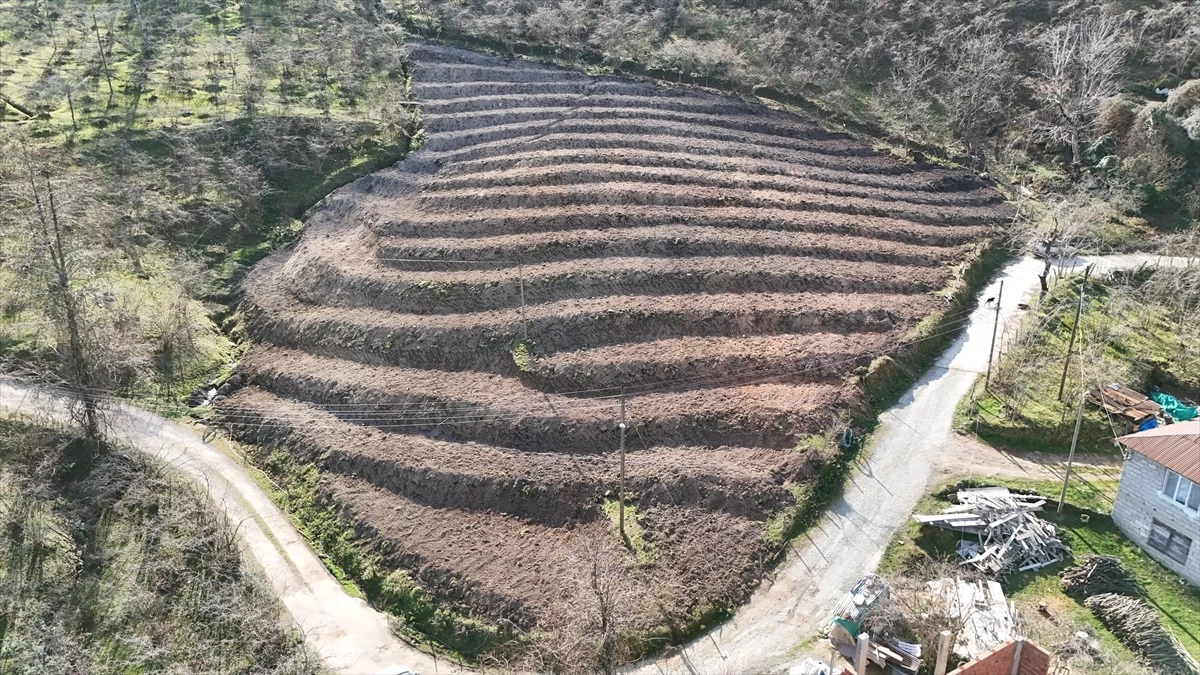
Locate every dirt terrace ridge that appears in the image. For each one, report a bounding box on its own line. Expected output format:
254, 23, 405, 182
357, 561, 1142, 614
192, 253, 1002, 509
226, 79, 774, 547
217, 41, 1008, 648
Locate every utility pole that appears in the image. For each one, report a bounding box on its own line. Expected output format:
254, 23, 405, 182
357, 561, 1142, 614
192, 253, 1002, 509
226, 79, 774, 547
517, 264, 528, 341
1058, 388, 1087, 514
1057, 266, 1091, 401
618, 390, 627, 541
985, 279, 1004, 391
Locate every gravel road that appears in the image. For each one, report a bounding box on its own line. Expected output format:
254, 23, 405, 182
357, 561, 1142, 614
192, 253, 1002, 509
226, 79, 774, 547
629, 253, 1190, 675
0, 381, 453, 675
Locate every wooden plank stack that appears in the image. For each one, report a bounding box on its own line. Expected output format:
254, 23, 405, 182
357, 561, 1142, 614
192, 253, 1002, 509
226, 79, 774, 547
1088, 383, 1159, 424
914, 488, 1069, 574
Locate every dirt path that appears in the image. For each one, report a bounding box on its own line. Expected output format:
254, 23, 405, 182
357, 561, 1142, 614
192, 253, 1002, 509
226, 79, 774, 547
629, 253, 1189, 675
0, 380, 455, 675
936, 432, 1123, 484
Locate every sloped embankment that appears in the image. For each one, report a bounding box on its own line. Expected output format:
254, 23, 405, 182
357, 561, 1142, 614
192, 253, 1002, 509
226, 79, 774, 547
216, 41, 1008, 648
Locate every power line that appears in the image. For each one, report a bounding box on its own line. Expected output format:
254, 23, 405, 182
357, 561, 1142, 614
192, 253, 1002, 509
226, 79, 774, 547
8, 309, 990, 434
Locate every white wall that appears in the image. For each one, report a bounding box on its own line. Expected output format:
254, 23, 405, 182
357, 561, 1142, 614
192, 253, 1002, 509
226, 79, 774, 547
1112, 453, 1200, 587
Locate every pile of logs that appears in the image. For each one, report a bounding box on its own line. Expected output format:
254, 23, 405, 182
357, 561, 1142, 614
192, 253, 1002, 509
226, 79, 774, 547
914, 488, 1069, 574
1060, 555, 1142, 598
1085, 593, 1200, 674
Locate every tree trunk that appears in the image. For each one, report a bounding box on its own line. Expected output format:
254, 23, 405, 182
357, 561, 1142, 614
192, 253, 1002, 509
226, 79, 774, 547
44, 181, 101, 444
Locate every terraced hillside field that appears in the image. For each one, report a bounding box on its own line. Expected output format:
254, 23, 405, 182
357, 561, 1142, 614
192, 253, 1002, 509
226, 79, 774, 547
216, 41, 1010, 653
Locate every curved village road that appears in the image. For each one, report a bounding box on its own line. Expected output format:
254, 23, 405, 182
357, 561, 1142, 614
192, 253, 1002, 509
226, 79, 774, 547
0, 255, 1188, 675
629, 253, 1192, 675
0, 381, 452, 675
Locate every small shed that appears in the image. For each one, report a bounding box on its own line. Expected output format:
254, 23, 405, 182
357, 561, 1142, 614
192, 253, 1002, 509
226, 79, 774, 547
1112, 421, 1200, 587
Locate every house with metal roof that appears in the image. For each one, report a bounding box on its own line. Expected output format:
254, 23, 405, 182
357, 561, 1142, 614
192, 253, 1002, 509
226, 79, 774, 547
1112, 421, 1200, 587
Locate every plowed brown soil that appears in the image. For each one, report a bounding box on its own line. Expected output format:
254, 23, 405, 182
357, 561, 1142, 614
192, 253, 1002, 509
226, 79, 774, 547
215, 40, 1008, 655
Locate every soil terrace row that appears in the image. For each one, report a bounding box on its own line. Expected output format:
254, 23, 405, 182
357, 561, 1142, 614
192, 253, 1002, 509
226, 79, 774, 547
222, 387, 807, 525
236, 347, 848, 452
372, 226, 966, 268
427, 161, 1004, 208
219, 39, 1006, 634
247, 263, 935, 356
373, 205, 986, 246
433, 147, 1000, 199
287, 253, 947, 314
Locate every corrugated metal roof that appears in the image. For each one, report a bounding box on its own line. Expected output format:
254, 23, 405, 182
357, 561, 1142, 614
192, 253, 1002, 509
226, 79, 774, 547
1117, 420, 1200, 483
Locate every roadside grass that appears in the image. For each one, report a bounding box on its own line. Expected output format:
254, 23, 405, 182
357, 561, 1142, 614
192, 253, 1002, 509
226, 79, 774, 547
769, 241, 1012, 552
956, 274, 1200, 457
243, 447, 513, 665
880, 476, 1200, 663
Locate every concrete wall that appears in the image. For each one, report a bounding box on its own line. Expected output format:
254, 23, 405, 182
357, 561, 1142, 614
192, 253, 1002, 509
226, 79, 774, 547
947, 640, 1051, 675
1112, 453, 1200, 587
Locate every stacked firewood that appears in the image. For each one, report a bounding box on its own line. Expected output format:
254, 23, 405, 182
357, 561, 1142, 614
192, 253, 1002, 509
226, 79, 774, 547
914, 488, 1069, 574
1085, 593, 1200, 674
1060, 555, 1142, 597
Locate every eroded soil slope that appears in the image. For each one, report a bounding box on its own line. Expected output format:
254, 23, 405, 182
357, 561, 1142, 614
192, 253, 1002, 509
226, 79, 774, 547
217, 42, 1008, 640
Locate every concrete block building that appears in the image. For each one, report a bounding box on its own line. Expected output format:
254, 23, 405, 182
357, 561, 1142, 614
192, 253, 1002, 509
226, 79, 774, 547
1112, 421, 1200, 587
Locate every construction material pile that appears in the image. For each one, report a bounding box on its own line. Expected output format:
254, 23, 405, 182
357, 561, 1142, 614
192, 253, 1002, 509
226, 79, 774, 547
827, 575, 922, 674
927, 578, 1015, 660
1060, 555, 1141, 598
1085, 593, 1200, 675
914, 488, 1069, 574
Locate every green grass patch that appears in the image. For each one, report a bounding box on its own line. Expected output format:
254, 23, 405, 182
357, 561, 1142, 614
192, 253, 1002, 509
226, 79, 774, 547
510, 339, 535, 372
601, 497, 658, 565
958, 273, 1200, 456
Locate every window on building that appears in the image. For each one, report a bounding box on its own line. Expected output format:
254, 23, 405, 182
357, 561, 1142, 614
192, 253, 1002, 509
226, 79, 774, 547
1148, 519, 1193, 565
1161, 470, 1200, 512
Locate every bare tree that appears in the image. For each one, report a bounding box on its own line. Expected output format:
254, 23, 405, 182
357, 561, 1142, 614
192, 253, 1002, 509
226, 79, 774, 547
940, 31, 1015, 162
1010, 195, 1101, 300
1029, 15, 1129, 167
3, 137, 110, 445
878, 41, 939, 148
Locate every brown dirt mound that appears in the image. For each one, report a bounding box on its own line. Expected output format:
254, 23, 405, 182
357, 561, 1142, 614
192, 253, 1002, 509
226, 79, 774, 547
217, 39, 1006, 646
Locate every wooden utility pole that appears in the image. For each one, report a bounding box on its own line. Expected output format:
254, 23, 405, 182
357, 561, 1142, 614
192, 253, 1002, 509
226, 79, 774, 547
985, 279, 1004, 390
934, 630, 952, 675
517, 264, 528, 341
617, 390, 627, 541
1057, 266, 1091, 401
1058, 388, 1087, 514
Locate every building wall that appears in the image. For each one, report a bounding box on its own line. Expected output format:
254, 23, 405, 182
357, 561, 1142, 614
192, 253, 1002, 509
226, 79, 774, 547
947, 640, 1051, 675
1112, 453, 1200, 587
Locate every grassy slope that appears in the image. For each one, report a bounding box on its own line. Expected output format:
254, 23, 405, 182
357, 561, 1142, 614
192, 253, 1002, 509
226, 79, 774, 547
0, 416, 321, 673
955, 274, 1200, 456
0, 0, 413, 400
880, 476, 1200, 664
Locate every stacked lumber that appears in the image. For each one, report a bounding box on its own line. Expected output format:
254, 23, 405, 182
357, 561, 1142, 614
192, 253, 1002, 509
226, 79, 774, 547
914, 488, 1068, 574
1088, 384, 1159, 424
1060, 555, 1142, 598
1085, 593, 1200, 675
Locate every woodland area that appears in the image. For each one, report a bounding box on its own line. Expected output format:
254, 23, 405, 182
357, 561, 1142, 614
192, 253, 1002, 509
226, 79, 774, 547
0, 0, 418, 407
0, 418, 319, 672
